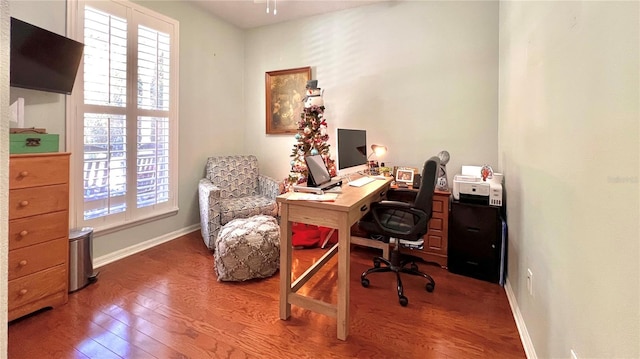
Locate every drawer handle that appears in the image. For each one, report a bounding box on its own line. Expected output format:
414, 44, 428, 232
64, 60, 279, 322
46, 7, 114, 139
360, 204, 368, 212
19, 171, 29, 177
19, 260, 27, 267
26, 138, 41, 147
19, 230, 28, 237
467, 227, 480, 233
19, 200, 29, 207
379, 191, 386, 197
19, 289, 28, 296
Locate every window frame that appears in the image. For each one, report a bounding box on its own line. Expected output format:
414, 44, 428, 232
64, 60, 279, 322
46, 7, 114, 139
66, 0, 180, 234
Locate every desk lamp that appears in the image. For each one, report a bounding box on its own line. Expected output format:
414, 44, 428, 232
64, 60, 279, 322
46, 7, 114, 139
370, 144, 387, 158
368, 144, 387, 175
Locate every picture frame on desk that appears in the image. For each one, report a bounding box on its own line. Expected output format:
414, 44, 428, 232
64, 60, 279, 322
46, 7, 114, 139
395, 168, 415, 184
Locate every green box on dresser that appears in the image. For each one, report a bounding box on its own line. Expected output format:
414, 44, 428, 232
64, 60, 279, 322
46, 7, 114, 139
9, 134, 59, 154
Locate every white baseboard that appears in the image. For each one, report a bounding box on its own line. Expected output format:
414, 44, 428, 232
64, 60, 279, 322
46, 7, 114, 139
93, 224, 201, 269
505, 279, 537, 359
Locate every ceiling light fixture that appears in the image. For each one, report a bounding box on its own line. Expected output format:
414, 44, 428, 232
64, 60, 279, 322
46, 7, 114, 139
265, 0, 277, 15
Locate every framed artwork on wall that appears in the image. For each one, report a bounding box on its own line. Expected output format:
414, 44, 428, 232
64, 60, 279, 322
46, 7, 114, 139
265, 66, 311, 134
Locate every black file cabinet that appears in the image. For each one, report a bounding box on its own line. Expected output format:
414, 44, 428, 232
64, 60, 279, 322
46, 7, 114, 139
448, 201, 506, 284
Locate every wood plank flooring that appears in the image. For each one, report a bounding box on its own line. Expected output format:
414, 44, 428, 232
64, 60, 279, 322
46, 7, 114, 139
8, 231, 526, 358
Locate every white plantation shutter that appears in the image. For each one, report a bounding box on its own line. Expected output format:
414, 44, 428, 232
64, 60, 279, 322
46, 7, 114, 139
68, 0, 179, 230
83, 113, 127, 220
137, 25, 170, 111
83, 6, 127, 107
136, 116, 170, 208
136, 24, 171, 209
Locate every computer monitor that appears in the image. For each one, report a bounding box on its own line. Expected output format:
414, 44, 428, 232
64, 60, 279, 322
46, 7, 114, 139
336, 128, 368, 176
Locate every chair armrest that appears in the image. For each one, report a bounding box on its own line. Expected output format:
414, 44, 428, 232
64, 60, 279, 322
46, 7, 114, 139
199, 178, 222, 249
258, 174, 281, 199
199, 178, 221, 205
371, 200, 414, 210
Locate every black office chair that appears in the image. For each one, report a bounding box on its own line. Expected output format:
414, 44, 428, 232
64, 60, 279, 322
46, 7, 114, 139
358, 156, 440, 306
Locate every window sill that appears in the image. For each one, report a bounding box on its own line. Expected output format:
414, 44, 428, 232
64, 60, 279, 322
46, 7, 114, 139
91, 207, 179, 237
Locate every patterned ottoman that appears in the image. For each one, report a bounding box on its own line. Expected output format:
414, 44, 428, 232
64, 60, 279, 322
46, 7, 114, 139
214, 215, 280, 281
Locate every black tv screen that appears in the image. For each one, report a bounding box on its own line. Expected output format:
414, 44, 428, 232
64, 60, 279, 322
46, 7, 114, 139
10, 17, 84, 95
337, 128, 367, 170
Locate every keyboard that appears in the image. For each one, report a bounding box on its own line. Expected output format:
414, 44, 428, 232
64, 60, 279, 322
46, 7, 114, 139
348, 176, 376, 187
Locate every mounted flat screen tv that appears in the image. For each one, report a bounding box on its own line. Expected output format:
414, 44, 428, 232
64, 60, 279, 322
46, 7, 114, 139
336, 128, 368, 176
10, 17, 84, 95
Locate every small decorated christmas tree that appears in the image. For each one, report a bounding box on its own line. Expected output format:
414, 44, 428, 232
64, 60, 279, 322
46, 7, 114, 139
284, 80, 336, 191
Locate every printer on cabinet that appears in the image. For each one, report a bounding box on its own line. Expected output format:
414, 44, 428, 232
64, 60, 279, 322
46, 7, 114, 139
453, 165, 503, 207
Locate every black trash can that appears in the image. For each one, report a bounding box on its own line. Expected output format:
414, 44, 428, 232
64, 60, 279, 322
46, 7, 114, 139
69, 227, 97, 292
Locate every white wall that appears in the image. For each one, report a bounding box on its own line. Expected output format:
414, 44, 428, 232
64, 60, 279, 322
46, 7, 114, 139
499, 1, 639, 358
9, 0, 67, 149
244, 1, 499, 182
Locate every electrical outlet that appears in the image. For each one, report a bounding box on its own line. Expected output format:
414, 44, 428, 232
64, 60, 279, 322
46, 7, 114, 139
526, 268, 533, 296
570, 349, 578, 359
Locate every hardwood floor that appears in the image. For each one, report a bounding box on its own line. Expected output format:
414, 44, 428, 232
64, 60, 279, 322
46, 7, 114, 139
8, 231, 526, 358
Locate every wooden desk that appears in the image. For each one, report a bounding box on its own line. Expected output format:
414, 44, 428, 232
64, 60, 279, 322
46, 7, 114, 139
277, 178, 391, 340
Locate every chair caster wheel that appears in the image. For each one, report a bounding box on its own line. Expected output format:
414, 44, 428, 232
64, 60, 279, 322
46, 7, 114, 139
426, 282, 435, 292
410, 263, 419, 271
373, 259, 381, 268
399, 296, 408, 307
361, 278, 370, 288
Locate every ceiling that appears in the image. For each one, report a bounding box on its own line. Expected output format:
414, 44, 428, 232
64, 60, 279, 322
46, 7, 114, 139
188, 0, 390, 29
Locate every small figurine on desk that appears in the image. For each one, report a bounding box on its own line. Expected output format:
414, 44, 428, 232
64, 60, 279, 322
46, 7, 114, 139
368, 160, 379, 175
379, 163, 391, 177
481, 164, 493, 181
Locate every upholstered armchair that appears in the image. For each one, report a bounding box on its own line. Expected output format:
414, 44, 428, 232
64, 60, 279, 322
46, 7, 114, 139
198, 155, 280, 250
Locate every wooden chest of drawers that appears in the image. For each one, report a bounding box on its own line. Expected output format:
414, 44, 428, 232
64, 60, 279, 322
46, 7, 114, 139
421, 190, 450, 267
8, 153, 70, 321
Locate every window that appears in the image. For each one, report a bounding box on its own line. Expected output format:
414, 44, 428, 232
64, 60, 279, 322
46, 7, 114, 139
68, 0, 179, 231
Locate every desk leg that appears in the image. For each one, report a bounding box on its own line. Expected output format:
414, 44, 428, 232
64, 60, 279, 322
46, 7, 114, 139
279, 203, 292, 320
336, 215, 350, 340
